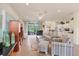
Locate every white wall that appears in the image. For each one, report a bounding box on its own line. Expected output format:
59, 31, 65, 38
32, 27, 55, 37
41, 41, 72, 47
43, 20, 56, 30
61, 12, 79, 45
42, 20, 56, 36
0, 4, 19, 20
73, 12, 79, 45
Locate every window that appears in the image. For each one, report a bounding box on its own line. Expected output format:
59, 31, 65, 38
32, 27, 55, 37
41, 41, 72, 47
28, 22, 40, 35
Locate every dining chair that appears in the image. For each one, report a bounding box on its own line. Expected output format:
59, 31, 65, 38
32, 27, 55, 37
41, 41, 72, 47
36, 36, 49, 55
51, 42, 73, 56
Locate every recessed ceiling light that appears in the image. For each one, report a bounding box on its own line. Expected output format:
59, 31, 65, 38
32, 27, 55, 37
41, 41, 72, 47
38, 15, 43, 20
57, 9, 61, 13
26, 3, 29, 6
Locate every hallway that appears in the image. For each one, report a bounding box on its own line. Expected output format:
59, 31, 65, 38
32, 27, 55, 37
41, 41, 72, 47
1, 3, 79, 56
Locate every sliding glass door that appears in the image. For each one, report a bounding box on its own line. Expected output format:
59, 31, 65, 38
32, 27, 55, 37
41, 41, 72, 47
28, 23, 40, 35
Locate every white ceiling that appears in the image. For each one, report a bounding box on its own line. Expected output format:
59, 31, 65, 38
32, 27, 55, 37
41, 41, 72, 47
9, 3, 79, 21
